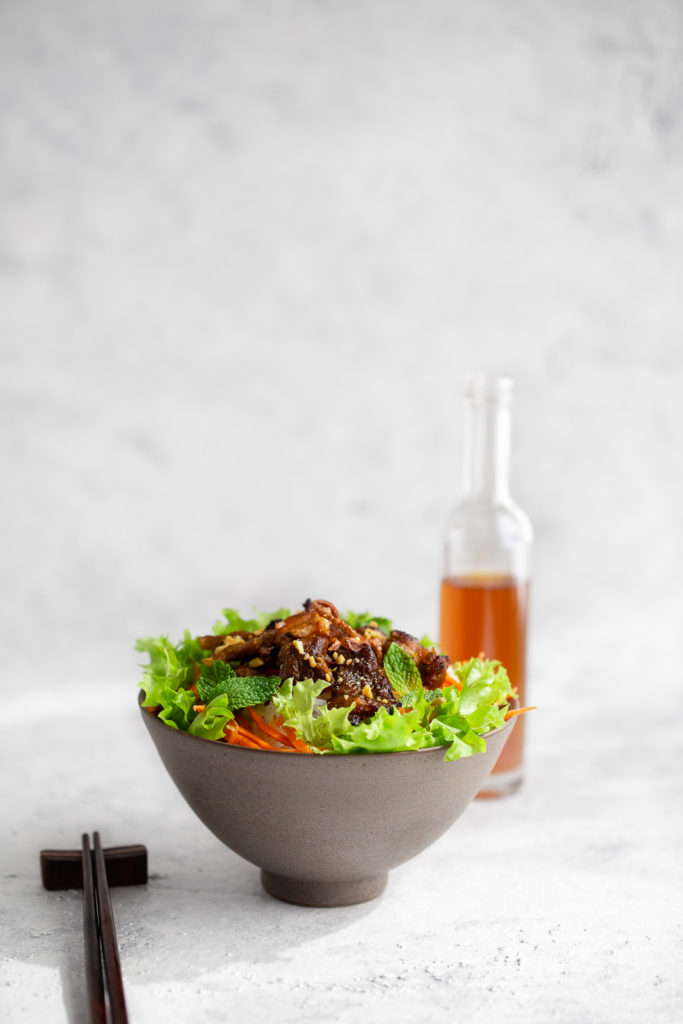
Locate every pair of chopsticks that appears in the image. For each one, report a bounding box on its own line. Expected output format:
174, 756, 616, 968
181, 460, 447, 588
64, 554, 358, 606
82, 832, 128, 1024
41, 834, 147, 1024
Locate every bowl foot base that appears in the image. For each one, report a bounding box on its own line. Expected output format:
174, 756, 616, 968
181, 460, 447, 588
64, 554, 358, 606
261, 870, 388, 907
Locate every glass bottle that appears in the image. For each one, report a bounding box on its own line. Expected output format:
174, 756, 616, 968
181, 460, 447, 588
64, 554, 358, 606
439, 375, 532, 797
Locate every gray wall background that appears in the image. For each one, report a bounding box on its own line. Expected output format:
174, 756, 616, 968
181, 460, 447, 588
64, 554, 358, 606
2, 0, 682, 688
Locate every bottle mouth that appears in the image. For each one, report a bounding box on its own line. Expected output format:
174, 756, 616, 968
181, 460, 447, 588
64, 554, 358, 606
465, 374, 514, 404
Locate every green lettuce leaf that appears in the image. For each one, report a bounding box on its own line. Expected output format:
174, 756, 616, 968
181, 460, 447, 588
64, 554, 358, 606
136, 635, 196, 707
189, 694, 234, 740
426, 659, 512, 757
273, 678, 353, 750
429, 719, 488, 760
177, 629, 207, 665
212, 607, 291, 636
330, 704, 434, 754
454, 658, 512, 733
344, 610, 393, 635
157, 687, 197, 730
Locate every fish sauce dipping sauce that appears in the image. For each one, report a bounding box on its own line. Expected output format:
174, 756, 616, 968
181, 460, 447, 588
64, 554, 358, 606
440, 375, 533, 797
440, 575, 529, 784
137, 599, 530, 760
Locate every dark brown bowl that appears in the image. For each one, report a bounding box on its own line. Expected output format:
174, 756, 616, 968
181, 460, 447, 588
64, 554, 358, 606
140, 696, 514, 906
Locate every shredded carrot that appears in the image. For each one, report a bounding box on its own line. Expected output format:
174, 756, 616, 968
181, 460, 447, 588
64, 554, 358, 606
277, 723, 312, 752
246, 707, 292, 745
269, 715, 311, 752
224, 710, 313, 753
288, 739, 312, 753
192, 704, 206, 713
224, 723, 263, 749
504, 706, 537, 720
227, 716, 285, 751
233, 723, 274, 750
235, 735, 262, 749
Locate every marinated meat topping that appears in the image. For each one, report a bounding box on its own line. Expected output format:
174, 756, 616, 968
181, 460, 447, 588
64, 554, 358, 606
198, 599, 450, 721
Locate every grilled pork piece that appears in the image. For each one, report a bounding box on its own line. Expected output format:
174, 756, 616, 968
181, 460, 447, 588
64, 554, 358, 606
278, 634, 329, 684
327, 641, 399, 723
198, 600, 449, 719
198, 629, 278, 663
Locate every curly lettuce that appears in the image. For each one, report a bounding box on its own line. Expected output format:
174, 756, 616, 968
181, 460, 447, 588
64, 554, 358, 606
273, 678, 353, 751
272, 657, 513, 761
137, 607, 516, 760
212, 607, 291, 636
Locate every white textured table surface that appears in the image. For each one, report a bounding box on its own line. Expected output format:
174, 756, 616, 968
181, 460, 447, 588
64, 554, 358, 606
2, 611, 681, 1023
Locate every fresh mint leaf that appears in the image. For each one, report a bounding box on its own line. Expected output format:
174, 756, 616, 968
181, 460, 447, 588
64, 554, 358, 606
196, 661, 237, 703
224, 676, 281, 709
383, 642, 423, 701
197, 660, 280, 709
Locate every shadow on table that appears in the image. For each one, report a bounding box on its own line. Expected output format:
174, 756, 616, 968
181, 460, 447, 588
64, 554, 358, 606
120, 846, 381, 980
25, 843, 380, 1023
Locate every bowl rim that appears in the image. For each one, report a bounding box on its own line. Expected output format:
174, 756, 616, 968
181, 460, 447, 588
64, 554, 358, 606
138, 688, 516, 759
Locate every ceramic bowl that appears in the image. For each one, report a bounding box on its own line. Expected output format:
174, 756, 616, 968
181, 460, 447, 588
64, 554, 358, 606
140, 696, 515, 907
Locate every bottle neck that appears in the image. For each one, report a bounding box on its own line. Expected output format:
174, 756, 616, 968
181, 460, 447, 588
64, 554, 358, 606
462, 381, 512, 503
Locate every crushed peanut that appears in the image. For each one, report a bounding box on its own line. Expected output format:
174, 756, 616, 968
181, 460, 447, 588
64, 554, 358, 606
248, 657, 264, 667
293, 639, 305, 655
215, 635, 244, 656
362, 684, 373, 699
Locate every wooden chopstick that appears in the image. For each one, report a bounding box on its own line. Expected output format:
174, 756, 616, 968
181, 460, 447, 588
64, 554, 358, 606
93, 831, 129, 1024
81, 834, 106, 1024
42, 835, 144, 1024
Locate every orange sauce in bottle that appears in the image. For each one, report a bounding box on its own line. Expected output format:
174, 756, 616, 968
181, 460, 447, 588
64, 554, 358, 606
439, 574, 529, 780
